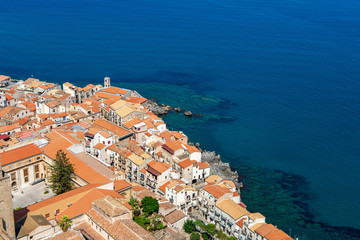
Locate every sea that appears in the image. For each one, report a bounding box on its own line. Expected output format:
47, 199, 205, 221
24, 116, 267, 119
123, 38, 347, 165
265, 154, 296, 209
1, 0, 360, 239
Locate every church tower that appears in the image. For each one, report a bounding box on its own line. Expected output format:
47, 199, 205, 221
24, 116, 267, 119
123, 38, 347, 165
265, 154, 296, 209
0, 158, 15, 239
104, 77, 110, 88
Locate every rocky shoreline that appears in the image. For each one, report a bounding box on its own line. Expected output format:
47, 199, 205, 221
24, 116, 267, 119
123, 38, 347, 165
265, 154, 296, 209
144, 99, 243, 192
201, 150, 243, 190
142, 99, 195, 117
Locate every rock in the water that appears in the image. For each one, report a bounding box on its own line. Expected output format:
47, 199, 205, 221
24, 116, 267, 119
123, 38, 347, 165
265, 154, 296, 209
174, 107, 181, 112
142, 100, 168, 115
195, 142, 200, 148
201, 150, 242, 191
184, 111, 192, 116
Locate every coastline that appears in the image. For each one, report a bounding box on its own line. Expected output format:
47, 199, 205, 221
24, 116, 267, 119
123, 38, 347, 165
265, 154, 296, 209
141, 91, 360, 240
2, 74, 360, 239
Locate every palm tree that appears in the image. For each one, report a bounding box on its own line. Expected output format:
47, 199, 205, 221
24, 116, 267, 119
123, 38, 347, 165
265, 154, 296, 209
128, 197, 140, 209
58, 215, 72, 232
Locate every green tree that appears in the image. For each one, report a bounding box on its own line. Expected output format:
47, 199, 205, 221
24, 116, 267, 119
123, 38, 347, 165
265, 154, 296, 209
141, 196, 159, 215
194, 219, 204, 228
183, 219, 196, 234
226, 236, 238, 240
58, 215, 72, 232
202, 233, 210, 240
49, 150, 74, 195
190, 232, 200, 240
216, 229, 228, 240
205, 224, 216, 236
133, 215, 151, 230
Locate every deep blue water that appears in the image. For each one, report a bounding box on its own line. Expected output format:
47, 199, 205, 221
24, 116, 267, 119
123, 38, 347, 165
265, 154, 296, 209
1, 0, 360, 238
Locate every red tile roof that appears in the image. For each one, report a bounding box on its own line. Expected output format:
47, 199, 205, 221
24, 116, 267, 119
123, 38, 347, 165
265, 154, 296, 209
102, 87, 128, 95
0, 143, 42, 166
198, 162, 210, 169
93, 119, 131, 139
164, 210, 186, 224
42, 133, 109, 184
114, 180, 132, 192
202, 184, 232, 199
178, 159, 193, 169
125, 97, 147, 104
14, 183, 105, 222
147, 160, 171, 174
56, 188, 124, 220
94, 143, 106, 149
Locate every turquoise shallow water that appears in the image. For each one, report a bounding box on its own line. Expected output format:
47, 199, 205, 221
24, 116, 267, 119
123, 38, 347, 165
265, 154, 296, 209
1, 0, 360, 238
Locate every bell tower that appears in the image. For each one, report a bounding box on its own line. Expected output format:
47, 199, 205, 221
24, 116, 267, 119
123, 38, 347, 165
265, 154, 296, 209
104, 77, 110, 88
0, 157, 15, 239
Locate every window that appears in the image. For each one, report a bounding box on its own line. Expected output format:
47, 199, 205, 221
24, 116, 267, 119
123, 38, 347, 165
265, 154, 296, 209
2, 219, 6, 231
37, 156, 41, 160
23, 168, 29, 183
45, 213, 50, 218
34, 164, 39, 172
35, 173, 39, 179
10, 173, 16, 181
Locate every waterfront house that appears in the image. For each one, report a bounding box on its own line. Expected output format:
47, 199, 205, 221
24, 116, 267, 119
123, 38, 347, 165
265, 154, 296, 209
215, 199, 250, 238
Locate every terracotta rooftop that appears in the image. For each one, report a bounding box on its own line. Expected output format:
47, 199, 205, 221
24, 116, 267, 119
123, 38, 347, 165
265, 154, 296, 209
205, 175, 222, 184
93, 119, 131, 139
102, 87, 128, 95
164, 210, 186, 224
46, 100, 60, 108
0, 143, 42, 166
123, 118, 141, 129
14, 183, 106, 222
147, 160, 171, 174
95, 92, 122, 101
56, 189, 125, 220
94, 143, 106, 149
42, 132, 109, 184
159, 202, 176, 210
178, 159, 193, 169
202, 184, 232, 199
100, 131, 112, 138
86, 209, 156, 240
0, 75, 10, 82
198, 162, 210, 169
73, 222, 106, 240
125, 97, 147, 104
255, 224, 278, 237
114, 180, 131, 192
163, 140, 184, 153
216, 199, 250, 220
49, 230, 83, 240
93, 195, 131, 218
265, 229, 293, 240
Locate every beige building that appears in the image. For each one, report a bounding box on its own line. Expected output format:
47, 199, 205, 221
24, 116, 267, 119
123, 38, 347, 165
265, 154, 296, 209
0, 143, 46, 191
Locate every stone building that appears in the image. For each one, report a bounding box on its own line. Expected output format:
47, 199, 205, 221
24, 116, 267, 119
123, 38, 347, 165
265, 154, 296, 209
0, 159, 16, 239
